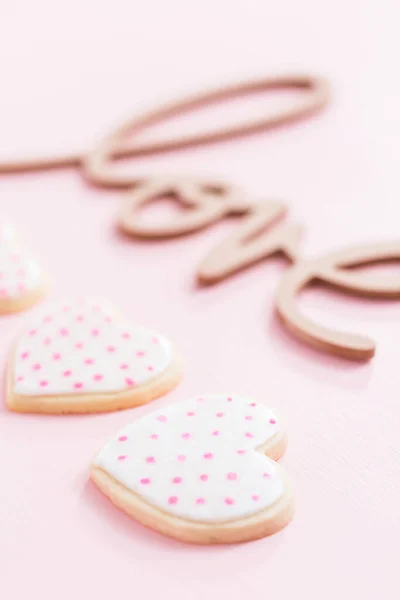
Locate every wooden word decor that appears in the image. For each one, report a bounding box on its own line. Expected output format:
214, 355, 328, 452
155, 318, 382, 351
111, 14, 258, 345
2, 74, 399, 360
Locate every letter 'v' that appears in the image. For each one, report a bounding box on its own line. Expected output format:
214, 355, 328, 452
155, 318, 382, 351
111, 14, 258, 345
197, 201, 302, 284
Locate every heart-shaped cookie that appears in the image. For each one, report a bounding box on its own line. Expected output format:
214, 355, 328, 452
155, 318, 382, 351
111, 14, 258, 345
0, 221, 47, 313
7, 298, 183, 413
91, 394, 293, 544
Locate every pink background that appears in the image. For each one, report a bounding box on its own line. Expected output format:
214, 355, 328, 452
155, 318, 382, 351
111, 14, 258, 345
1, 2, 400, 598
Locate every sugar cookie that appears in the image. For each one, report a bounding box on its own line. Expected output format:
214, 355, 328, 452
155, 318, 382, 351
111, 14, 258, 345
6, 298, 182, 414
0, 221, 47, 313
91, 394, 293, 544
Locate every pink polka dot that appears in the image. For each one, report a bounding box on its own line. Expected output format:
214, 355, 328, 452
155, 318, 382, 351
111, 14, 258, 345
16, 375, 24, 382
76, 315, 84, 322
156, 415, 167, 423
0, 289, 7, 297
212, 430, 220, 436
107, 345, 116, 353
227, 397, 233, 402
168, 496, 178, 505
269, 418, 277, 425
245, 415, 252, 421
224, 497, 235, 505
187, 411, 195, 416
245, 432, 254, 438
40, 380, 48, 387
29, 329, 36, 336
91, 329, 100, 336
147, 366, 154, 372
216, 412, 224, 417
177, 454, 186, 462
120, 363, 129, 370
20, 351, 29, 360
53, 353, 61, 361
152, 336, 159, 344
93, 374, 103, 382
104, 316, 112, 324
74, 382, 83, 390
181, 433, 191, 440
63, 370, 72, 377
75, 342, 84, 349
263, 472, 271, 478
125, 378, 135, 387
63, 306, 70, 312
196, 497, 206, 505
118, 435, 128, 442
122, 332, 131, 340
43, 337, 51, 345
140, 478, 151, 485
117, 455, 127, 461
17, 284, 25, 293
236, 449, 246, 455
32, 363, 41, 371
252, 494, 260, 501
136, 350, 145, 357
150, 434, 159, 440
203, 452, 213, 460
172, 476, 182, 484
146, 456, 156, 464
227, 472, 238, 481
59, 328, 69, 336
249, 402, 257, 407
43, 316, 52, 323
199, 474, 208, 482
84, 358, 94, 365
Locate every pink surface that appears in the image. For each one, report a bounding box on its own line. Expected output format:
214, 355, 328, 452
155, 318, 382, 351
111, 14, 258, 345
1, 2, 400, 598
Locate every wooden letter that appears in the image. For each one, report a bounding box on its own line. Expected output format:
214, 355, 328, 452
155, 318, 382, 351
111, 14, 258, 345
119, 179, 250, 239
197, 201, 302, 284
276, 242, 400, 359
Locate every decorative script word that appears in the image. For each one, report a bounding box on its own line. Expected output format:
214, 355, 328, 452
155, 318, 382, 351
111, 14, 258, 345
3, 75, 399, 359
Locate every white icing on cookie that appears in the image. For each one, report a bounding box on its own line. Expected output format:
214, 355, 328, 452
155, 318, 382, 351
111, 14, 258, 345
94, 395, 284, 522
0, 222, 43, 299
13, 298, 173, 395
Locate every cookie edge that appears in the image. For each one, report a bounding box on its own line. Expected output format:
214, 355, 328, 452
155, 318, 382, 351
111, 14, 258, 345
0, 280, 48, 314
90, 429, 294, 544
6, 352, 184, 414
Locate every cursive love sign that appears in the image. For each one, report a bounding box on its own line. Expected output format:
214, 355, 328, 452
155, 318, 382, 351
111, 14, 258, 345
2, 74, 399, 360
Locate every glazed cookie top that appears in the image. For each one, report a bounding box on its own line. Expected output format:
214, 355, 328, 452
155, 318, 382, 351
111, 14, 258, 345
0, 222, 43, 299
94, 395, 285, 522
13, 299, 173, 395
